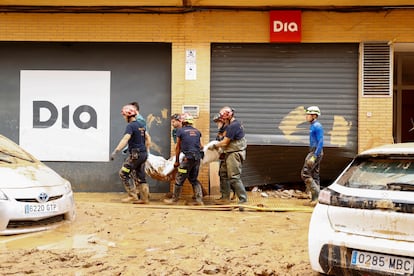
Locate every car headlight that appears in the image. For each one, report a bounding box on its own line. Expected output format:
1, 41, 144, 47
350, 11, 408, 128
0, 189, 9, 200
63, 179, 73, 194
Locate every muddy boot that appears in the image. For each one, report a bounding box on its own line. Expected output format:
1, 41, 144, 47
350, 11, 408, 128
215, 195, 231, 205
230, 179, 247, 204
163, 185, 182, 204
121, 182, 139, 203
134, 183, 150, 204
310, 180, 320, 202
191, 184, 204, 206
304, 178, 312, 200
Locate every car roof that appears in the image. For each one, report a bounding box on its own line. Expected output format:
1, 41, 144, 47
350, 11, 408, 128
359, 142, 414, 157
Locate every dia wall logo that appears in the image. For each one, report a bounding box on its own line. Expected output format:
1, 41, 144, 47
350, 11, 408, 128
20, 70, 111, 161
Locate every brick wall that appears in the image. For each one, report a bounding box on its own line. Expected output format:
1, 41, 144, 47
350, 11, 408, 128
1, 9, 412, 193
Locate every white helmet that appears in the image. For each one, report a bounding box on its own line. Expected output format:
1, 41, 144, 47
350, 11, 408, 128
305, 106, 321, 116
182, 113, 194, 124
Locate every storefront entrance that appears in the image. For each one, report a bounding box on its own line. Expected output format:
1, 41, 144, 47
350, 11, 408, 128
394, 44, 414, 143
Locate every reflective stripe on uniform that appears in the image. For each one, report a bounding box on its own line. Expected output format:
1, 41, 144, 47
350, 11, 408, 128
121, 166, 130, 173
178, 167, 187, 173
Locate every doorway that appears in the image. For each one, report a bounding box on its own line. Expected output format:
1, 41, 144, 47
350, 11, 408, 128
394, 44, 414, 143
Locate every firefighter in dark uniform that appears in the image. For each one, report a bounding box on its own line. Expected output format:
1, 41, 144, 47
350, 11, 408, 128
209, 106, 248, 204
111, 104, 150, 204
213, 113, 234, 202
164, 113, 204, 205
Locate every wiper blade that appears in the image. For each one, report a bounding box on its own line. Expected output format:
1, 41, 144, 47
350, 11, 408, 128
386, 182, 414, 191
0, 150, 34, 163
0, 157, 12, 163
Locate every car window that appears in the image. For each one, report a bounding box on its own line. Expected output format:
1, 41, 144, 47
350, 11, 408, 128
337, 157, 414, 189
0, 136, 35, 162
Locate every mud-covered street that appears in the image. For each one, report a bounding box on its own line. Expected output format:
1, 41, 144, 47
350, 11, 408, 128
0, 192, 315, 276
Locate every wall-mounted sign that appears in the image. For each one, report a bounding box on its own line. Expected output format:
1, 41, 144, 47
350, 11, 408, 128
19, 70, 111, 162
185, 49, 197, 80
269, 10, 302, 42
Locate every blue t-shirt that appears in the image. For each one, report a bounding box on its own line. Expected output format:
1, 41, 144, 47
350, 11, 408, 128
176, 125, 201, 154
136, 114, 146, 128
225, 119, 245, 140
309, 120, 324, 157
124, 120, 146, 152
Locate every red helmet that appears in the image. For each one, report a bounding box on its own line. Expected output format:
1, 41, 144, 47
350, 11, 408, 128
219, 107, 234, 120
121, 105, 137, 117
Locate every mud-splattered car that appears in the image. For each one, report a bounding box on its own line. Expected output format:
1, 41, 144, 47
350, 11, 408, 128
309, 143, 414, 275
0, 134, 75, 235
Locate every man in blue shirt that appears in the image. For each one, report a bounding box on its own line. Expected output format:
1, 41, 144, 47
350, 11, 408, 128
301, 106, 324, 206
111, 104, 151, 204
164, 113, 204, 205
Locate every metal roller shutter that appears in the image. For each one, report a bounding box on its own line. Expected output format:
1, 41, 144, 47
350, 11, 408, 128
210, 43, 358, 187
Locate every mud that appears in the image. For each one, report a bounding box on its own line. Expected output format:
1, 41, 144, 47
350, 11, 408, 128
0, 193, 315, 276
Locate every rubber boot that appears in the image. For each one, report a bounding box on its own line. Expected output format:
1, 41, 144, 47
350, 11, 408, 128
310, 180, 320, 202
134, 183, 150, 204
163, 185, 182, 204
230, 179, 248, 204
304, 178, 312, 200
121, 181, 139, 203
190, 184, 204, 206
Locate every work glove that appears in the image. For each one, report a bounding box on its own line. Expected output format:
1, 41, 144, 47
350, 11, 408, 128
307, 155, 316, 167
110, 150, 118, 161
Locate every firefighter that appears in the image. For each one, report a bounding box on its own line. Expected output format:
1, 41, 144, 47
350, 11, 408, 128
111, 104, 150, 204
213, 113, 235, 202
164, 113, 204, 205
301, 106, 324, 206
209, 106, 248, 204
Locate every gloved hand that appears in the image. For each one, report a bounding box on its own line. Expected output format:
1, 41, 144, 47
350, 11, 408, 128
110, 150, 118, 161
199, 150, 205, 159
307, 155, 316, 167
207, 144, 217, 151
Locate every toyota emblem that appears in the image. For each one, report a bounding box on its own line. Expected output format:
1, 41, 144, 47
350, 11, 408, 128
37, 192, 49, 203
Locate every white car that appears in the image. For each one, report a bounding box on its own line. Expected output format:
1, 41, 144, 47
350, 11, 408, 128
309, 143, 414, 276
0, 134, 75, 235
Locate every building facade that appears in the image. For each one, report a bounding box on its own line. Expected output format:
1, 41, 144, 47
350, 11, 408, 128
0, 1, 413, 193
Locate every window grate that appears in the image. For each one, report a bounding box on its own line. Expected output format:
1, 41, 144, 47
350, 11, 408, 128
362, 42, 392, 96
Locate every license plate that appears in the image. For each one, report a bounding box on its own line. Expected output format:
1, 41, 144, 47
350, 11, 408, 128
24, 203, 58, 214
351, 250, 414, 275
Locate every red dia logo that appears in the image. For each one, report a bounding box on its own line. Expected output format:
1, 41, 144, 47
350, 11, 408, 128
269, 10, 302, 42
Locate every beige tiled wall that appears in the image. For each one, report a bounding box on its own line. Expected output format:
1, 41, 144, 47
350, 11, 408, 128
2, 9, 410, 192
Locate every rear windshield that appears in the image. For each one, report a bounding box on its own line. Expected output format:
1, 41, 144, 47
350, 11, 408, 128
337, 157, 414, 190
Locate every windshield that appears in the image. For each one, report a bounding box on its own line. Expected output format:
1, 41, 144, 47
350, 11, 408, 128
0, 135, 35, 162
337, 157, 414, 190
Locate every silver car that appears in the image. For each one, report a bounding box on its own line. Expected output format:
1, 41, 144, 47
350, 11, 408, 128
0, 134, 75, 235
309, 143, 414, 275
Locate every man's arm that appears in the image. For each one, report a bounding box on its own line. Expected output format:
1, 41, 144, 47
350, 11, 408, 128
175, 137, 181, 167
111, 133, 131, 160
215, 136, 230, 148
